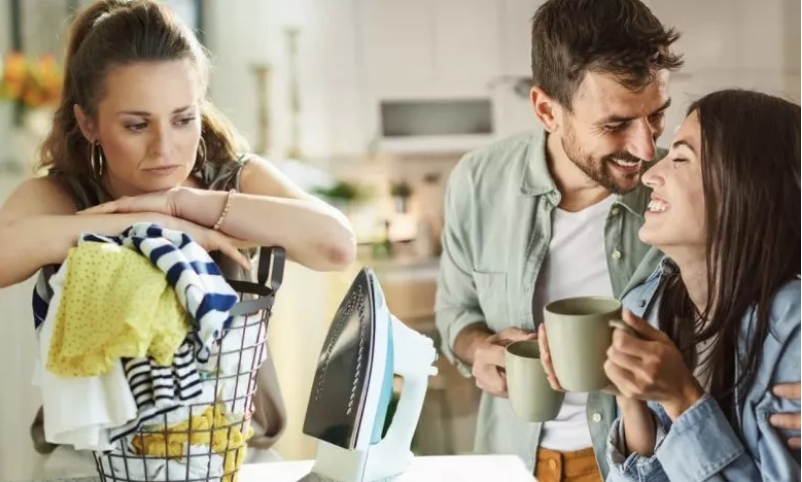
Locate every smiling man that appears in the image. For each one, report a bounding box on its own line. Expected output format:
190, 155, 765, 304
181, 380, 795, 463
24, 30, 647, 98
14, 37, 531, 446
435, 1, 797, 481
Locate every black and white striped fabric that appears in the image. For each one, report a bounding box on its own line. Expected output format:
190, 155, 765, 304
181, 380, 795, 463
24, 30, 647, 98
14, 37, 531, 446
125, 340, 202, 408
108, 339, 205, 443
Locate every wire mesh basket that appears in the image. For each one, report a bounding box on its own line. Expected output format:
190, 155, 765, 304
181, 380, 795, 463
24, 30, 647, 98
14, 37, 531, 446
92, 246, 285, 482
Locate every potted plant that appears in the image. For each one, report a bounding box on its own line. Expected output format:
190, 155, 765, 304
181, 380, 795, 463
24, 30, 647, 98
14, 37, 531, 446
390, 180, 413, 213
312, 181, 370, 214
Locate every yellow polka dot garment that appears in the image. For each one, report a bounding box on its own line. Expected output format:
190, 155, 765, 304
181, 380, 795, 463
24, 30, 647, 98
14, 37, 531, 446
46, 242, 190, 377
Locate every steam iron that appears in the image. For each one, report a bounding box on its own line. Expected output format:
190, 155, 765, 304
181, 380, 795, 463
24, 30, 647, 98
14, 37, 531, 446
298, 268, 438, 482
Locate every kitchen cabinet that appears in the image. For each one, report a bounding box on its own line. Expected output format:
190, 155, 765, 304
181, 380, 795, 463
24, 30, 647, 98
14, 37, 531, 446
498, 0, 543, 77
353, 0, 494, 153
431, 0, 500, 87
652, 0, 791, 74
288, 0, 366, 158
649, 0, 740, 74
354, 0, 510, 154
648, 0, 799, 145
259, 0, 537, 157
358, 0, 436, 90
358, 0, 500, 93
253, 0, 799, 158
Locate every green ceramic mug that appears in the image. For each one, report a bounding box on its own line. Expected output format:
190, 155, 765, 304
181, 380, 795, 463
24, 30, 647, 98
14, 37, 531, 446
505, 340, 565, 422
543, 296, 635, 392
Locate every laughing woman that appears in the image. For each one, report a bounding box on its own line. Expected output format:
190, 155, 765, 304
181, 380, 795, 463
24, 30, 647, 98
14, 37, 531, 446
603, 89, 800, 481
0, 0, 354, 475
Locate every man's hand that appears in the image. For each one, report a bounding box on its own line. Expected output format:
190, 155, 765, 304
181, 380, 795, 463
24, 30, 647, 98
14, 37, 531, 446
469, 327, 536, 398
771, 383, 801, 450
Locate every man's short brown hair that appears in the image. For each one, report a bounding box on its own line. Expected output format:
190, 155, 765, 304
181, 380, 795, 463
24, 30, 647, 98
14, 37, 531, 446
531, 0, 683, 109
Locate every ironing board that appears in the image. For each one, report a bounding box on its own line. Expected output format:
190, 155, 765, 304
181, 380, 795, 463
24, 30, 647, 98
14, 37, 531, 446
239, 455, 537, 481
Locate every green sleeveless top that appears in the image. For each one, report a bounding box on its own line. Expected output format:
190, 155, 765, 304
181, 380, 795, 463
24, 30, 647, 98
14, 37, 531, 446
31, 156, 287, 454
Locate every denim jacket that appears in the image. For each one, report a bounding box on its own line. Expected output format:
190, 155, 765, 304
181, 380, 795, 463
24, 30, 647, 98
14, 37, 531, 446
606, 260, 801, 482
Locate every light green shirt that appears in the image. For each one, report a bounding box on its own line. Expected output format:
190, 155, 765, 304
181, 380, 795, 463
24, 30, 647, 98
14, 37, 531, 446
434, 128, 664, 474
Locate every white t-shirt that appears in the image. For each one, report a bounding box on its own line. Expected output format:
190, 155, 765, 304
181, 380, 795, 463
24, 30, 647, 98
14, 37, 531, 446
534, 195, 616, 452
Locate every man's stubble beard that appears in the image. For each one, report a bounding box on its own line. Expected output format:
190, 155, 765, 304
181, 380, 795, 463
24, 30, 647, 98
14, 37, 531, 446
560, 121, 645, 195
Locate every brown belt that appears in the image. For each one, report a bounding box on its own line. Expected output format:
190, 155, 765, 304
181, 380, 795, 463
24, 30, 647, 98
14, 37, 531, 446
534, 447, 602, 482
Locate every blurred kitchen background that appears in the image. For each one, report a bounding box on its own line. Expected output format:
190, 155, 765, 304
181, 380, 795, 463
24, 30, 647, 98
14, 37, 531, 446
0, 0, 798, 480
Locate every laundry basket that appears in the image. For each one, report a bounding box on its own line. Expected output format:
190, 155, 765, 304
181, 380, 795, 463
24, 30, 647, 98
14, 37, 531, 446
92, 246, 285, 482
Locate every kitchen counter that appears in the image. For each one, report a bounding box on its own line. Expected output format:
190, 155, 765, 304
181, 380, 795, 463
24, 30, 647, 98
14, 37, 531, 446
14, 455, 536, 482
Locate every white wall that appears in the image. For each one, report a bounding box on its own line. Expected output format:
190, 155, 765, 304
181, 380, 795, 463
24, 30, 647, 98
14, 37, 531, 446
0, 3, 14, 173
204, 0, 347, 162
649, 0, 801, 147
204, 0, 271, 151
233, 0, 368, 162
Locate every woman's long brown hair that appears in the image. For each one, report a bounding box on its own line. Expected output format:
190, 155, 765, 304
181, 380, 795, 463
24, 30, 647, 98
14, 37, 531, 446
657, 89, 800, 421
38, 0, 246, 186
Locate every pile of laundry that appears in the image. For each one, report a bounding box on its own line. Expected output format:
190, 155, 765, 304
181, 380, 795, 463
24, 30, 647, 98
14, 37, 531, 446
31, 223, 266, 482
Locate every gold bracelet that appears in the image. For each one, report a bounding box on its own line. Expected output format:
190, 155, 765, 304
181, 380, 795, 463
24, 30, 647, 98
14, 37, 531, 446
213, 189, 237, 231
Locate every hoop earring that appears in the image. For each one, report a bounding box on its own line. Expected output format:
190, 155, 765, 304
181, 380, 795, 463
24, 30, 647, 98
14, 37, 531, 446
90, 141, 105, 179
